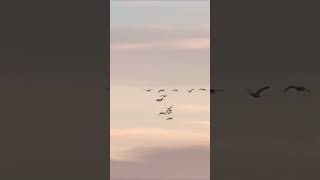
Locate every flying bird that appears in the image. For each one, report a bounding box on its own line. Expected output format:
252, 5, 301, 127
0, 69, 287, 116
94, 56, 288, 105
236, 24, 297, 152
172, 89, 179, 92
284, 85, 311, 94
210, 88, 224, 94
166, 110, 173, 114
165, 106, 173, 114
245, 86, 271, 98
159, 112, 166, 115
158, 89, 166, 93
145, 89, 153, 92
199, 88, 206, 91
166, 117, 173, 120
187, 89, 195, 93
160, 95, 167, 98
156, 98, 164, 102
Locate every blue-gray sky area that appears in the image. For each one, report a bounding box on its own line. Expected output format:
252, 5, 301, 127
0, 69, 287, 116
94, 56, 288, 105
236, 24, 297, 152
110, 1, 210, 179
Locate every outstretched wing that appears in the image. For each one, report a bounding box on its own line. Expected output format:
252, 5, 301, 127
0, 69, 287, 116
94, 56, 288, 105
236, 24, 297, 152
284, 85, 295, 92
257, 86, 271, 95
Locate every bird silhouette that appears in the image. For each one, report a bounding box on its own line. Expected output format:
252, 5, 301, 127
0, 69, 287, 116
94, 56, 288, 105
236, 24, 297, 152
159, 112, 166, 115
156, 98, 164, 102
245, 86, 271, 98
284, 86, 311, 94
145, 89, 153, 92
166, 110, 173, 114
166, 117, 173, 120
160, 95, 167, 98
210, 88, 224, 94
199, 88, 206, 91
158, 89, 166, 93
187, 89, 195, 93
172, 89, 179, 92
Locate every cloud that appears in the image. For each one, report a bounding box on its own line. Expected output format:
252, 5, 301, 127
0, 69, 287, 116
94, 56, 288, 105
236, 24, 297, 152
111, 25, 209, 51
111, 38, 210, 51
110, 25, 210, 86
110, 145, 210, 180
110, 127, 209, 160
111, 42, 154, 50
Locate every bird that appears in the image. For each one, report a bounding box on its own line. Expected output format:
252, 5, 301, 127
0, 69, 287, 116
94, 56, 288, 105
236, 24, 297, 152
284, 85, 311, 94
160, 95, 167, 98
156, 98, 164, 102
166, 117, 173, 120
172, 89, 179, 92
165, 106, 173, 114
187, 89, 195, 93
245, 86, 271, 98
145, 89, 153, 92
158, 89, 166, 93
166, 110, 173, 114
199, 88, 206, 91
159, 112, 166, 115
210, 88, 224, 94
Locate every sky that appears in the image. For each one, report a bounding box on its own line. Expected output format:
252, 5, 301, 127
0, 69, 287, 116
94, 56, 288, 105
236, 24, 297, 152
110, 0, 210, 179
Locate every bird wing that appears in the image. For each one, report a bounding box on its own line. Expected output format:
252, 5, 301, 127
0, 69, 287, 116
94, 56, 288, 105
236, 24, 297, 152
284, 86, 295, 92
256, 86, 270, 95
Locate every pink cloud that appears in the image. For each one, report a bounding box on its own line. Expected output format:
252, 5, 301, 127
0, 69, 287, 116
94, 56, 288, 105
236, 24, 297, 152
111, 38, 209, 51
111, 145, 210, 180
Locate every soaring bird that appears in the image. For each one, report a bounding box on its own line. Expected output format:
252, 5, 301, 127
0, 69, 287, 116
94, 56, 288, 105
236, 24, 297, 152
159, 112, 166, 115
210, 88, 224, 94
245, 86, 271, 98
172, 89, 179, 92
166, 117, 173, 120
161, 95, 167, 98
199, 88, 206, 91
187, 89, 195, 93
284, 86, 311, 94
156, 98, 164, 102
158, 89, 166, 93
145, 89, 153, 92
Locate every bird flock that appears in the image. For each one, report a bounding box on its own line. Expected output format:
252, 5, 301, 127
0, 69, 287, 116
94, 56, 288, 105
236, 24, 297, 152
145, 85, 311, 121
145, 88, 210, 121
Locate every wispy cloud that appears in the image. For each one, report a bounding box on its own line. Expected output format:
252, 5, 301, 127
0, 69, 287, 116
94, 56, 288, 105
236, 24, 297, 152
111, 127, 209, 160
111, 145, 210, 180
111, 42, 154, 50
111, 24, 209, 51
111, 38, 210, 50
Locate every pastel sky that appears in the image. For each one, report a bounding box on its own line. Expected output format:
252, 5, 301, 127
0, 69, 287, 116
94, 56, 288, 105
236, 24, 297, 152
110, 1, 210, 179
